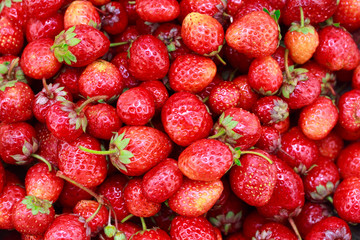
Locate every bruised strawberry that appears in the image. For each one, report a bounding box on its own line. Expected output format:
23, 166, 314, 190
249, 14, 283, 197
0, 16, 24, 55
252, 222, 297, 240
337, 142, 360, 179
64, 0, 101, 29
305, 216, 352, 240
136, 0, 180, 23
170, 216, 217, 240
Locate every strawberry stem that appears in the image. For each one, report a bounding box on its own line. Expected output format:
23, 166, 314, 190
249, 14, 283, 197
128, 1, 135, 4
30, 154, 52, 172
215, 54, 227, 66
110, 42, 129, 47
327, 196, 333, 204
284, 49, 292, 80
120, 214, 134, 223
78, 146, 118, 155
288, 217, 302, 240
299, 7, 304, 28
42, 78, 53, 99
240, 150, 273, 164
140, 217, 147, 231
75, 95, 108, 113
86, 203, 103, 223
7, 57, 19, 81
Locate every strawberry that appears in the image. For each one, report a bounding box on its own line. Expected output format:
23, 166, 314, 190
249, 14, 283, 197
315, 131, 343, 161
255, 126, 281, 154
11, 196, 55, 235
0, 122, 38, 165
252, 222, 297, 240
181, 12, 224, 56
161, 91, 213, 146
130, 228, 171, 240
338, 89, 360, 132
54, 66, 83, 99
178, 139, 233, 181
178, 0, 227, 23
99, 221, 141, 240
63, 0, 101, 29
208, 81, 241, 116
170, 216, 217, 240
51, 25, 110, 67
20, 38, 62, 80
232, 75, 259, 111
168, 178, 223, 217
333, 0, 360, 32
252, 96, 289, 127
112, 25, 140, 54
116, 86, 155, 126
124, 178, 161, 217
314, 25, 360, 71
353, 64, 360, 89
198, 74, 224, 102
58, 134, 107, 188
79, 59, 124, 101
0, 16, 24, 55
225, 11, 279, 58
142, 158, 183, 203
136, 0, 180, 23
226, 0, 244, 17
226, 232, 247, 240
89, 0, 110, 6
25, 162, 64, 203
272, 45, 294, 72
0, 162, 4, 194
24, 0, 64, 20
284, 7, 319, 64
139, 80, 169, 114
234, 0, 274, 20
35, 123, 59, 167
0, 0, 27, 29
111, 52, 141, 89
242, 210, 269, 239
169, 54, 216, 94
248, 56, 283, 95
305, 216, 352, 240
224, 45, 253, 74
58, 181, 95, 209
128, 35, 170, 81
44, 213, 91, 240
337, 142, 360, 179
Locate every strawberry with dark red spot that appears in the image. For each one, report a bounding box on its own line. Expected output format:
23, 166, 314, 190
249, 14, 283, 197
252, 96, 289, 127
24, 0, 64, 20
0, 184, 26, 229
101, 2, 128, 35
252, 222, 297, 240
338, 89, 360, 132
136, 0, 180, 23
208, 81, 241, 116
255, 126, 281, 154
337, 142, 360, 179
63, 0, 101, 29
305, 216, 352, 240
170, 216, 217, 240
0, 16, 24, 55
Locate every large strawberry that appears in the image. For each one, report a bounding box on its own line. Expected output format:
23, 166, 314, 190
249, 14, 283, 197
24, 0, 64, 20
64, 0, 101, 29
136, 0, 180, 23
0, 184, 26, 229
0, 16, 24, 55
170, 216, 217, 240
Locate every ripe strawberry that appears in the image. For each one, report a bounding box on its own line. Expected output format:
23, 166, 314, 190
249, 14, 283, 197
116, 86, 155, 126
0, 0, 27, 29
272, 45, 294, 72
226, 0, 244, 17
111, 52, 141, 89
337, 142, 360, 179
255, 126, 281, 154
79, 59, 124, 101
232, 75, 259, 110
139, 80, 169, 114
128, 35, 170, 81
242, 210, 269, 239
112, 25, 140, 54
20, 38, 62, 80
305, 216, 352, 240
353, 64, 360, 89
253, 222, 297, 240
136, 0, 180, 23
252, 96, 289, 127
211, 108, 262, 150
178, 139, 233, 181
58, 181, 95, 209
54, 66, 83, 99
208, 81, 241, 116
333, 0, 360, 32
51, 24, 110, 67
0, 162, 5, 194
58, 134, 107, 188
338, 89, 360, 132
168, 178, 223, 217
0, 122, 38, 165
284, 7, 319, 64
0, 184, 26, 229
131, 228, 171, 240
0, 16, 24, 55
315, 131, 343, 161
170, 216, 217, 240
101, 2, 128, 35
179, 0, 227, 23
161, 91, 213, 146
64, 0, 101, 29
25, 162, 64, 203
224, 45, 253, 74
198, 74, 224, 102
35, 123, 59, 167
142, 158, 183, 203
314, 25, 360, 71
226, 232, 247, 240
181, 12, 224, 56
169, 54, 216, 94
44, 213, 90, 240
11, 196, 55, 235
24, 0, 64, 20
226, 11, 279, 58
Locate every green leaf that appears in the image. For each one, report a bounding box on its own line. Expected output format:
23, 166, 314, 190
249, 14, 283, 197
22, 196, 52, 215
263, 8, 270, 15
5, 0, 11, 7
121, 150, 134, 159
118, 137, 130, 150
0, 64, 8, 75
66, 51, 77, 63
225, 211, 235, 220
68, 38, 81, 47
234, 158, 241, 166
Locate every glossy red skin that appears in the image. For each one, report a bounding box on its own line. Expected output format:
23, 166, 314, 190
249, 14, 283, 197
253, 222, 297, 240
111, 126, 173, 176
0, 184, 26, 229
101, 2, 128, 35
272, 46, 294, 72
21, 234, 43, 240
208, 81, 241, 115
79, 59, 123, 101
303, 159, 340, 202
142, 158, 183, 203
169, 178, 223, 217
64, 0, 101, 29
44, 214, 90, 240
25, 13, 64, 42
11, 198, 55, 235
335, 122, 360, 141
352, 65, 360, 89
111, 52, 141, 89
0, 16, 24, 55
58, 134, 107, 188
242, 210, 269, 239
58, 182, 95, 208
305, 216, 351, 240
73, 200, 108, 235
293, 202, 332, 238
161, 91, 213, 146
129, 35, 169, 81
32, 83, 73, 123
131, 228, 171, 240
136, 0, 180, 22
112, 25, 140, 53
232, 75, 259, 110
337, 142, 360, 179
198, 74, 224, 101
0, 162, 4, 194
169, 54, 216, 94
25, 163, 64, 203
338, 89, 360, 132
21, 38, 62, 80
277, 127, 319, 173
179, 0, 226, 21
314, 26, 360, 71
315, 131, 343, 161
54, 66, 83, 99
255, 126, 281, 154
252, 96, 289, 126
257, 156, 305, 222
224, 45, 253, 74
118, 0, 138, 24
0, 122, 37, 165
24, 0, 64, 20
35, 123, 59, 167
226, 232, 247, 240
0, 82, 34, 123
171, 216, 216, 240
333, 0, 360, 32
282, 0, 337, 26
0, 1, 27, 30
234, 0, 274, 20
139, 80, 169, 114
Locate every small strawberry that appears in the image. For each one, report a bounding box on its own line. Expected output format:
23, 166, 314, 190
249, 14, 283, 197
101, 2, 128, 35
168, 178, 223, 217
232, 75, 259, 111
136, 0, 180, 23
315, 131, 343, 161
252, 96, 289, 127
24, 0, 64, 20
338, 89, 360, 132
54, 66, 83, 99
0, 16, 24, 55
333, 0, 360, 32
305, 216, 352, 240
58, 181, 95, 209
63, 0, 101, 29
170, 216, 217, 240
11, 196, 55, 236
255, 126, 281, 154
208, 81, 241, 116
139, 80, 169, 114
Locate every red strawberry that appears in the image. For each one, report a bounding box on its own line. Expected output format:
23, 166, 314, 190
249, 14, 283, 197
252, 222, 297, 240
101, 2, 128, 35
232, 75, 259, 110
224, 45, 253, 74
242, 210, 270, 239
208, 81, 241, 115
0, 0, 27, 29
139, 80, 169, 114
226, 0, 245, 17
252, 96, 289, 127
168, 178, 223, 217
169, 54, 216, 94
35, 123, 59, 167
305, 216, 352, 240
272, 45, 294, 72
315, 131, 343, 161
64, 0, 101, 29
54, 66, 83, 99
353, 64, 360, 89
226, 232, 247, 240
170, 216, 217, 240
142, 158, 183, 203
0, 16, 24, 55
179, 0, 227, 23
11, 196, 55, 235
178, 139, 233, 181
337, 142, 360, 179
25, 162, 64, 203
333, 0, 360, 32
255, 126, 281, 154
136, 0, 180, 23
24, 0, 64, 20
161, 91, 213, 146
131, 228, 171, 240
225, 11, 279, 58
44, 213, 90, 240
111, 52, 141, 89
129, 34, 169, 81
112, 25, 140, 54
0, 162, 5, 194
58, 182, 95, 209
338, 89, 360, 132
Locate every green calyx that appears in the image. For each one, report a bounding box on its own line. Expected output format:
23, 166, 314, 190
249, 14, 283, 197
109, 132, 134, 173
0, 58, 26, 85
309, 181, 339, 201
269, 99, 289, 123
51, 26, 81, 65
209, 113, 242, 145
11, 138, 39, 165
264, 8, 282, 45
289, 7, 315, 35
21, 195, 52, 215
232, 147, 273, 166
0, 0, 22, 13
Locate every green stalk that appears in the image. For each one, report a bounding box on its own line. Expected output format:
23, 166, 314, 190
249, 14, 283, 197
78, 146, 117, 155
240, 151, 273, 164
31, 154, 52, 172
86, 203, 103, 223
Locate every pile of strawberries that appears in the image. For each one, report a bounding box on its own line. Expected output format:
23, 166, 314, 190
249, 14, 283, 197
1, 0, 360, 239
